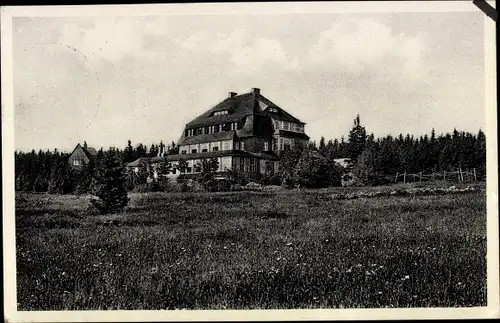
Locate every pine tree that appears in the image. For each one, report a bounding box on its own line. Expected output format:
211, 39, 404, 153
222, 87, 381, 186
319, 136, 326, 156
348, 114, 367, 162
48, 159, 66, 194
75, 160, 95, 194
124, 140, 135, 163
90, 150, 129, 214
169, 141, 179, 154
352, 143, 382, 186
475, 129, 486, 177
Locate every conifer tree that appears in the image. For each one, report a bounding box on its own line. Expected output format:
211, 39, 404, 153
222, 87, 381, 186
319, 136, 327, 156
90, 150, 129, 214
124, 140, 135, 163
48, 159, 66, 194
348, 114, 367, 162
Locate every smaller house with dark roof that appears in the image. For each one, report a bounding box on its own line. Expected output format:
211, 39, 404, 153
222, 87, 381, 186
68, 142, 98, 169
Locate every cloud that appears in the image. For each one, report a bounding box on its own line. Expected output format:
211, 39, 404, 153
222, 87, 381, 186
180, 28, 300, 72
307, 18, 427, 77
56, 17, 169, 65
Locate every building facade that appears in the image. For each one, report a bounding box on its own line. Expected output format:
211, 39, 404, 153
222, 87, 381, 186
68, 142, 98, 169
163, 88, 309, 179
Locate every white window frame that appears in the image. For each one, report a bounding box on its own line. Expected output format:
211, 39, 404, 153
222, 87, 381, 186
250, 158, 257, 172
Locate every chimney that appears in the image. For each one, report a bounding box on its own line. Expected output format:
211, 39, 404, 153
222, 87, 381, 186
228, 92, 237, 98
252, 88, 260, 95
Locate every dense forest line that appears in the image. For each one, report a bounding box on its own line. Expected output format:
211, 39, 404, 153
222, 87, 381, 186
14, 115, 486, 193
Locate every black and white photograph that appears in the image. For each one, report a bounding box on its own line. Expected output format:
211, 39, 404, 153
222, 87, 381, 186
2, 1, 499, 321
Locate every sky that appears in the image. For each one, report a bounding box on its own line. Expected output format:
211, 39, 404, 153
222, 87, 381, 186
11, 6, 486, 152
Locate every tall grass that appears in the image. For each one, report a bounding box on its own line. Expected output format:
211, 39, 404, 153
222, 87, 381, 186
16, 184, 486, 310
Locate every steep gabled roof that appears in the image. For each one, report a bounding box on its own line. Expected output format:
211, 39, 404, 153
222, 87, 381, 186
179, 89, 306, 146
185, 93, 262, 128
185, 91, 305, 128
258, 95, 305, 124
69, 143, 98, 160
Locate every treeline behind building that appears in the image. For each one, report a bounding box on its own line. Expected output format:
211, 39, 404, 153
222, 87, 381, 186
14, 115, 487, 193
310, 115, 486, 185
14, 140, 179, 193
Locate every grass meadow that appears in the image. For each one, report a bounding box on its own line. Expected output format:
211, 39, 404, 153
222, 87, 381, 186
15, 182, 487, 310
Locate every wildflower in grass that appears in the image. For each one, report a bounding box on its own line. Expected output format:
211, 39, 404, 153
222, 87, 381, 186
286, 242, 292, 246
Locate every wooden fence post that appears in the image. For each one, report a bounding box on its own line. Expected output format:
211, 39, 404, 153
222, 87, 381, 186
403, 170, 406, 184
473, 168, 477, 181
457, 169, 461, 181
420, 171, 422, 182
459, 168, 464, 182
444, 171, 446, 181
395, 172, 399, 183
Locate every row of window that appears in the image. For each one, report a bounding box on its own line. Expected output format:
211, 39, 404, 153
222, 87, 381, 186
273, 120, 304, 133
180, 140, 233, 154
181, 156, 232, 174
213, 110, 229, 116
180, 140, 273, 155
185, 122, 238, 137
272, 137, 302, 151
233, 157, 258, 173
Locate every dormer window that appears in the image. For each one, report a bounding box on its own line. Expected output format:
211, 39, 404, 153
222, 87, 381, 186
268, 107, 278, 113
213, 110, 229, 117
